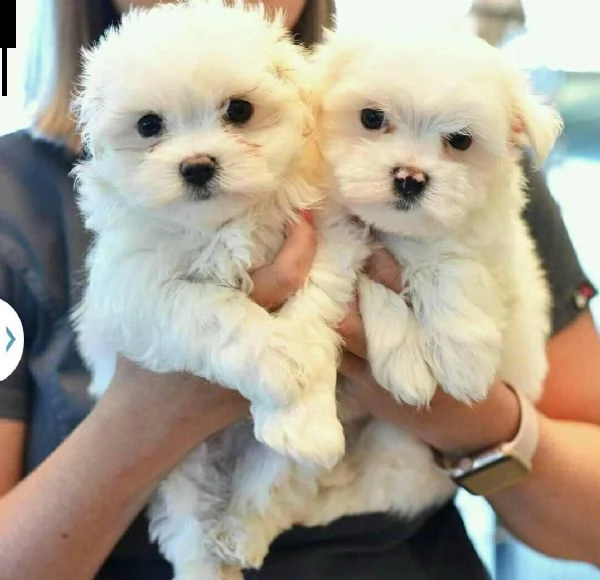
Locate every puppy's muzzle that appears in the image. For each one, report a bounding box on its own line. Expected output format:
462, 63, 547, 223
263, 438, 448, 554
392, 166, 429, 205
180, 154, 217, 191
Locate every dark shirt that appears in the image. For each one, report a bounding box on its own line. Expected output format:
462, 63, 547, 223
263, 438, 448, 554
0, 130, 594, 579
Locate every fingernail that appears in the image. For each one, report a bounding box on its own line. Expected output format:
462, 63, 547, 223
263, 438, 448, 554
299, 209, 314, 224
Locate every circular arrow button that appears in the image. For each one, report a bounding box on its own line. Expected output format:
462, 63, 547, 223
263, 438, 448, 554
0, 299, 24, 381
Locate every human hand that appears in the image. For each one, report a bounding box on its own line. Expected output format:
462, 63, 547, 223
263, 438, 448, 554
335, 247, 520, 457
250, 210, 318, 311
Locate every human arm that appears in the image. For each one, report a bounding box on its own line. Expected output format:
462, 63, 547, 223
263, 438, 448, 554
338, 207, 600, 568
490, 310, 600, 564
341, 308, 600, 565
0, 215, 316, 580
0, 362, 249, 580
0, 420, 25, 496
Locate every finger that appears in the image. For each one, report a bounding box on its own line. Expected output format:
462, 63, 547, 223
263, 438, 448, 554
275, 213, 318, 278
338, 353, 411, 423
250, 212, 317, 311
338, 351, 372, 383
249, 266, 291, 311
336, 299, 368, 359
365, 247, 403, 293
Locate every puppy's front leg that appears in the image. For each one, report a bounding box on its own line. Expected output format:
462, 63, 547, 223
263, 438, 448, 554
209, 443, 304, 571
410, 259, 504, 403
358, 274, 438, 406
112, 277, 345, 465
147, 443, 232, 580
113, 280, 310, 410
254, 218, 368, 468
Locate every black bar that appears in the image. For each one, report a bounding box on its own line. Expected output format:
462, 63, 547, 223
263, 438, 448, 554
1, 1, 16, 97
3, 2, 16, 48
1, 48, 6, 97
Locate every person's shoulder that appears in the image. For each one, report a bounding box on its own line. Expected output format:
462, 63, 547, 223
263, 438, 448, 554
0, 128, 77, 234
0, 128, 44, 156
0, 128, 76, 191
0, 129, 85, 312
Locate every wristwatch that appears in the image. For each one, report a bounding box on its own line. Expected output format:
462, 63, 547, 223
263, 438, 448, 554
434, 384, 539, 496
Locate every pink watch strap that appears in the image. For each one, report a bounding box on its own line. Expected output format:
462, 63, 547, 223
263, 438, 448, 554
500, 383, 539, 469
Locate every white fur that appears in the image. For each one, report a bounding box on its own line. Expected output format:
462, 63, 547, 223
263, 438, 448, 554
297, 26, 560, 535
74, 6, 560, 576
73, 2, 367, 578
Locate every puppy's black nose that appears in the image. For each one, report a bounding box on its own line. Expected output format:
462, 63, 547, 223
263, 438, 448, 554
180, 155, 217, 188
393, 166, 429, 201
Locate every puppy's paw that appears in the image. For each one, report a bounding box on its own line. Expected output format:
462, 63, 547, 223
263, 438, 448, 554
220, 566, 244, 580
174, 559, 222, 580
210, 516, 270, 570
370, 344, 438, 407
423, 334, 501, 403
253, 343, 310, 407
358, 275, 437, 405
253, 396, 345, 469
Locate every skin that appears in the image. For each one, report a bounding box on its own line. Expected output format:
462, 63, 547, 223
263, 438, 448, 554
111, 0, 307, 29
1, 0, 599, 576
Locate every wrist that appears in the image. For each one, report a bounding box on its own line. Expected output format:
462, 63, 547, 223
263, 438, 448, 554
413, 380, 521, 458
432, 384, 540, 496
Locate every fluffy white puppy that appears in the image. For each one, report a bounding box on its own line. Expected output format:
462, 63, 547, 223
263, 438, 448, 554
286, 27, 562, 526
72, 1, 366, 578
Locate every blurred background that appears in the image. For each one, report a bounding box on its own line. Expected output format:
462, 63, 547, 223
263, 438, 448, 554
1, 1, 598, 578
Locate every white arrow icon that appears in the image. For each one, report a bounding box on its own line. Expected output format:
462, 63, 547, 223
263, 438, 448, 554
0, 300, 24, 381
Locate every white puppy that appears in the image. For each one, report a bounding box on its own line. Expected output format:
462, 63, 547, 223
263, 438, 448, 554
72, 1, 366, 578
283, 27, 562, 526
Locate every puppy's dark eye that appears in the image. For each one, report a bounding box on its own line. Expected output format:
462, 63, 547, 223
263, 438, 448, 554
225, 99, 254, 124
446, 132, 473, 151
137, 113, 164, 138
361, 108, 386, 130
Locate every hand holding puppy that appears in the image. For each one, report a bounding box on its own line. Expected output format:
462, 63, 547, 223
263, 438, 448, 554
107, 210, 320, 457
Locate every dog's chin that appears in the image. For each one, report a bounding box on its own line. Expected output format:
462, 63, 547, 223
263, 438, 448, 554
345, 193, 471, 239
347, 201, 437, 238
111, 180, 249, 232
113, 166, 280, 230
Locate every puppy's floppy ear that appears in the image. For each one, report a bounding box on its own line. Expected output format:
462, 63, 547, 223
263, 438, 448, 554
510, 75, 563, 167
310, 29, 358, 93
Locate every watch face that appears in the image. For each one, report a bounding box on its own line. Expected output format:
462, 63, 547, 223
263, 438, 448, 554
455, 455, 530, 496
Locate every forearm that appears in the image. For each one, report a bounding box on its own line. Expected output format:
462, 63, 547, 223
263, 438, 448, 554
342, 356, 600, 564
488, 415, 600, 564
0, 370, 244, 580
401, 384, 600, 563
0, 420, 25, 496
0, 400, 160, 580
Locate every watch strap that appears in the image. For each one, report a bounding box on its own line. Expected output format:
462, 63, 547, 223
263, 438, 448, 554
434, 383, 539, 495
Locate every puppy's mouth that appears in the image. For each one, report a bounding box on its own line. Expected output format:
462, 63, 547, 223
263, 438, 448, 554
187, 184, 218, 202
390, 166, 429, 212
392, 195, 422, 212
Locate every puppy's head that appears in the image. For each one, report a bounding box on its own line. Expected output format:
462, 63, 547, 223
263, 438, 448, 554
74, 0, 313, 230
313, 28, 563, 237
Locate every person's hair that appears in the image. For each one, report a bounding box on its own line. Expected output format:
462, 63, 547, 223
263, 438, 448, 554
26, 0, 336, 150
292, 0, 335, 48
